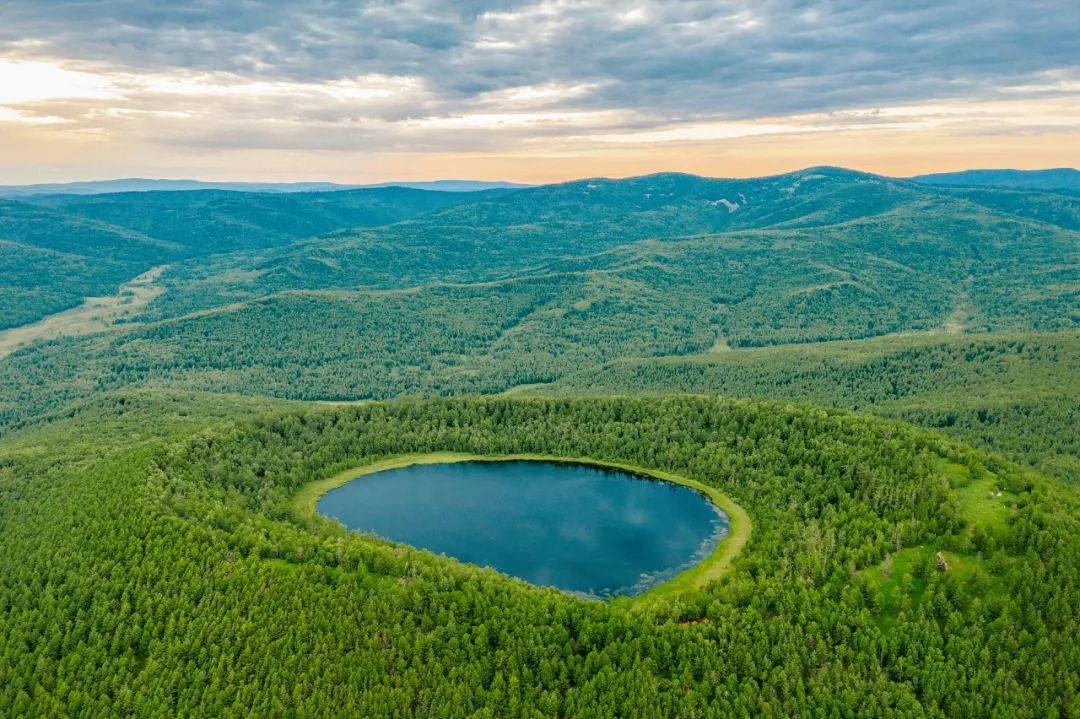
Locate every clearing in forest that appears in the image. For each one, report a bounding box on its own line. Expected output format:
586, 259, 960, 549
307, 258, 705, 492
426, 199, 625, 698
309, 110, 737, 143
0, 265, 166, 358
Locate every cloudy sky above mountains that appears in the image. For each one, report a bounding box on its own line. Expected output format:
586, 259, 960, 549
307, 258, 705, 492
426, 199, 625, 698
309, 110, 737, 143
1, 0, 1077, 183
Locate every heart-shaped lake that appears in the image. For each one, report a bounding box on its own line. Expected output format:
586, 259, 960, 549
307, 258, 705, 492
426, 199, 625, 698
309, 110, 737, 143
318, 459, 729, 598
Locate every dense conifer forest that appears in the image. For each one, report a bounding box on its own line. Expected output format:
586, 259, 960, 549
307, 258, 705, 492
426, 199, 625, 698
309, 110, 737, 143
1, 394, 1078, 717
535, 331, 1080, 484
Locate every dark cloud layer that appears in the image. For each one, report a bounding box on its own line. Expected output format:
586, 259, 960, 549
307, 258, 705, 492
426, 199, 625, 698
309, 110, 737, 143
2, 0, 1077, 124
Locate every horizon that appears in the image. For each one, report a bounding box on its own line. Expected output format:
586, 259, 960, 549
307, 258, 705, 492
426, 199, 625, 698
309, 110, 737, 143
1, 1, 1078, 185
2, 164, 1078, 190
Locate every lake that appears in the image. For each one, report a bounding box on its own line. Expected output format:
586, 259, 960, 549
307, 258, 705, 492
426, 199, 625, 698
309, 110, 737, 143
317, 460, 728, 598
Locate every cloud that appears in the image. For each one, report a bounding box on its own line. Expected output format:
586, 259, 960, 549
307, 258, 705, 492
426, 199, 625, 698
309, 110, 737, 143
0, 59, 118, 104
0, 0, 1076, 177
2, 1, 1077, 114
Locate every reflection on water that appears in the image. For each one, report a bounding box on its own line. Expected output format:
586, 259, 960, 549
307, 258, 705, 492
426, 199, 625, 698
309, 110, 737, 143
318, 460, 729, 598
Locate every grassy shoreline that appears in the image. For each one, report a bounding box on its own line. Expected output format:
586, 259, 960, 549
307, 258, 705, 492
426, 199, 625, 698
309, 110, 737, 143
290, 451, 751, 604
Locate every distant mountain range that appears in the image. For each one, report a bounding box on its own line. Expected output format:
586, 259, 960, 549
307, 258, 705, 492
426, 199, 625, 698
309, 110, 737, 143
0, 178, 532, 197
912, 168, 1080, 192
2, 168, 1077, 198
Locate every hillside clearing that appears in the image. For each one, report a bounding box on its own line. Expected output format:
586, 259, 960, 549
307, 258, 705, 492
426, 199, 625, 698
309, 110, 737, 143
0, 265, 166, 358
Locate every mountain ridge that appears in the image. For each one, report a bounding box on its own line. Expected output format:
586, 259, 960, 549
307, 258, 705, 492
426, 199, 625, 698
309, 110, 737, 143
0, 178, 533, 198
912, 168, 1080, 192
9, 164, 1078, 199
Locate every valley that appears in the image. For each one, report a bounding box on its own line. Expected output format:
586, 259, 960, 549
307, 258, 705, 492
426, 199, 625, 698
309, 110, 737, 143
2, 169, 1076, 477
0, 265, 166, 358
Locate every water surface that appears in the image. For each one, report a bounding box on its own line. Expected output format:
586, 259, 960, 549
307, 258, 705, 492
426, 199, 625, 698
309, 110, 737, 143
318, 460, 728, 598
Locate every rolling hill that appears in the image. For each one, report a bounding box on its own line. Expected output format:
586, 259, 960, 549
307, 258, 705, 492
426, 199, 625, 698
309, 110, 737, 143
0, 178, 530, 197
1, 182, 1076, 441
137, 167, 1079, 320
913, 168, 1080, 192
0, 200, 183, 330
26, 186, 502, 255
1, 166, 1076, 473
0, 187, 498, 328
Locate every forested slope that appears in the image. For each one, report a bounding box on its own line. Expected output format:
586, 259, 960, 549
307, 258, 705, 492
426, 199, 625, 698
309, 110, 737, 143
1, 187, 492, 328
0, 201, 182, 329
532, 331, 1080, 483
914, 168, 1080, 192
132, 168, 979, 318
1, 197, 1075, 432
1, 394, 1076, 717
932, 186, 1080, 230
1, 168, 1076, 490
28, 187, 495, 255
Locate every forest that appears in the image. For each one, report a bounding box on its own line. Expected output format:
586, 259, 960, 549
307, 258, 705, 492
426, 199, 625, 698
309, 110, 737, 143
1, 168, 1078, 717
1, 171, 1077, 434
536, 331, 1080, 484
1, 394, 1077, 717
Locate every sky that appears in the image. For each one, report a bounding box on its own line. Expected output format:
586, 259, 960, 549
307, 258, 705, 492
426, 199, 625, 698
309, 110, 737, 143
0, 0, 1078, 184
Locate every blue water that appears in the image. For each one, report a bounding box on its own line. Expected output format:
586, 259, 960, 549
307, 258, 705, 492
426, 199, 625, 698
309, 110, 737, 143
317, 460, 728, 598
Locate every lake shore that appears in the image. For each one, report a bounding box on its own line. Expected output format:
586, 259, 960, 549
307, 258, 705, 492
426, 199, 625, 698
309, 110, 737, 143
291, 451, 751, 604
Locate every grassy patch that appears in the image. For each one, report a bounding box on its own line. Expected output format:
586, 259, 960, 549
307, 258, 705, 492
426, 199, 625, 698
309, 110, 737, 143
941, 460, 1012, 533
863, 545, 983, 627
0, 265, 166, 358
863, 460, 1016, 630
863, 546, 930, 629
